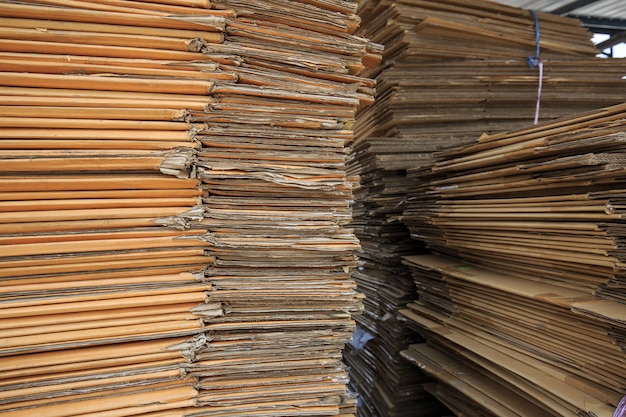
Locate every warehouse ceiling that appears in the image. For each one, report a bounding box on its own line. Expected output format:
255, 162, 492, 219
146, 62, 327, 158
491, 0, 626, 56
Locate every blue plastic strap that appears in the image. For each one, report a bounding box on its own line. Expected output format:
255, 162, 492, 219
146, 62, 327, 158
528, 9, 541, 68
349, 327, 374, 350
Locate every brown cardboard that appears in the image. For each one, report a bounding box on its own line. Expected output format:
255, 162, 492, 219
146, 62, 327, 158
0, 0, 376, 414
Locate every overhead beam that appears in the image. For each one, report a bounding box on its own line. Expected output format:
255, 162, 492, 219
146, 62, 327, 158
574, 16, 626, 32
596, 30, 626, 50
552, 0, 602, 15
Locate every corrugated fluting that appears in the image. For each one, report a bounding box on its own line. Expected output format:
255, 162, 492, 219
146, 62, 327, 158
346, 0, 626, 416
0, 1, 378, 416
401, 102, 626, 417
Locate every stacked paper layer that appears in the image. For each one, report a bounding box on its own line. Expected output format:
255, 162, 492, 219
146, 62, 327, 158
0, 0, 377, 416
400, 103, 626, 416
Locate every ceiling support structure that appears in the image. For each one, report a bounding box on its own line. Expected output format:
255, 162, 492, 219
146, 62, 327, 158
595, 30, 626, 56
552, 0, 602, 15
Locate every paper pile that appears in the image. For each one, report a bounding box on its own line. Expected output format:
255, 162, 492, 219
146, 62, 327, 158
0, 2, 221, 414
0, 0, 377, 415
404, 103, 626, 296
346, 0, 626, 415
186, 0, 378, 414
356, 0, 626, 163
400, 254, 623, 417
344, 136, 446, 417
400, 103, 626, 416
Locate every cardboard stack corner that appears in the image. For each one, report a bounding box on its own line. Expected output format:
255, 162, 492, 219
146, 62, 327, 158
400, 103, 626, 417
345, 0, 626, 415
0, 1, 378, 415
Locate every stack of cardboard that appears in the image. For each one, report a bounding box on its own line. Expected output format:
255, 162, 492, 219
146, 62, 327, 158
186, 0, 379, 413
355, 0, 626, 161
400, 103, 626, 416
343, 137, 446, 417
347, 0, 626, 415
0, 0, 377, 416
357, 0, 598, 64
403, 103, 626, 295
0, 2, 224, 415
400, 254, 624, 417
367, 59, 626, 141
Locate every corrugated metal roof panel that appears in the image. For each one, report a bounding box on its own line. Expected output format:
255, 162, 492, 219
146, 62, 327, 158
576, 0, 626, 20
491, 0, 626, 26
492, 0, 577, 12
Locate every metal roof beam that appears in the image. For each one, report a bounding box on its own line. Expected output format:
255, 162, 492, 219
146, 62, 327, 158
574, 16, 626, 32
595, 30, 626, 50
552, 0, 602, 15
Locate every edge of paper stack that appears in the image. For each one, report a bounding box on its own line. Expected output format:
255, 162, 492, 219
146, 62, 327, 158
0, 0, 380, 416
